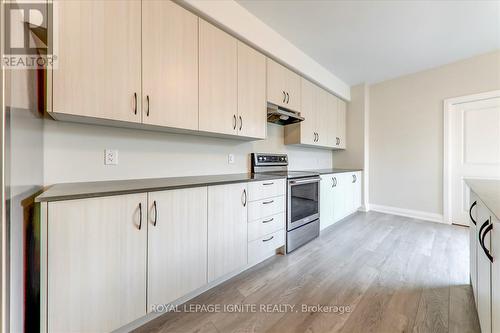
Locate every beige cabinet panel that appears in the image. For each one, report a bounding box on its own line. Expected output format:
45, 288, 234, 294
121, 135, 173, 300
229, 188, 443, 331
52, 0, 142, 123
266, 58, 288, 108
147, 187, 207, 309
237, 42, 266, 139
316, 88, 330, 147
208, 183, 248, 282
199, 19, 238, 135
142, 0, 198, 130
326, 94, 339, 147
285, 69, 301, 112
47, 193, 147, 332
337, 99, 347, 149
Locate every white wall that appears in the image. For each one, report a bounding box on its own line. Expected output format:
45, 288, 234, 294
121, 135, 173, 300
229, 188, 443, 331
43, 120, 332, 184
369, 50, 500, 218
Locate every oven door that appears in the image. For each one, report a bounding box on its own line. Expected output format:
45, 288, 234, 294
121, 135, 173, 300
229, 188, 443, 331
287, 177, 320, 231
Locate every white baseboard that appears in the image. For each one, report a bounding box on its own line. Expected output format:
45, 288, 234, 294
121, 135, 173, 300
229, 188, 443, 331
369, 204, 446, 224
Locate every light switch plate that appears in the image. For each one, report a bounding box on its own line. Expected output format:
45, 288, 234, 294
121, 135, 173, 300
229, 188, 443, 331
104, 149, 118, 165
228, 154, 235, 164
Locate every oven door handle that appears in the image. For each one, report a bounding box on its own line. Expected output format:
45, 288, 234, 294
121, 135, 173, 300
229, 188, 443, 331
289, 177, 321, 185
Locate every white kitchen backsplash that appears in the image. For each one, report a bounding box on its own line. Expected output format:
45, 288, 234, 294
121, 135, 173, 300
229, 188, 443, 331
43, 119, 332, 184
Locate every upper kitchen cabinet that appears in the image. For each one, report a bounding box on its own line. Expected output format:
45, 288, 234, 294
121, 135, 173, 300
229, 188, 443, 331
199, 19, 238, 136
142, 1, 199, 130
267, 58, 301, 112
284, 78, 317, 145
336, 99, 347, 149
51, 0, 142, 123
237, 42, 267, 139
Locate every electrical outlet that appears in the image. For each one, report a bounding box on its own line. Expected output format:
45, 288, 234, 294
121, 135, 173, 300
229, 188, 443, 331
228, 154, 235, 164
104, 149, 118, 165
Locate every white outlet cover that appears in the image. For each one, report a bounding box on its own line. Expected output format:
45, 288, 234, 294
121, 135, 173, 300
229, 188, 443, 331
104, 149, 118, 165
228, 154, 235, 164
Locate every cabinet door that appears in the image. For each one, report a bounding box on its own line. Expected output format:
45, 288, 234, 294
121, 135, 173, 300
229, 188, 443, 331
53, 0, 142, 123
147, 187, 207, 309
469, 191, 479, 305
48, 194, 147, 332
285, 69, 301, 112
337, 99, 347, 149
298, 78, 317, 145
237, 42, 266, 139
199, 19, 238, 135
332, 175, 345, 222
316, 88, 330, 147
142, 1, 198, 130
492, 217, 499, 333
320, 174, 335, 230
208, 183, 248, 282
477, 203, 492, 333
267, 58, 288, 108
352, 172, 362, 210
326, 94, 339, 147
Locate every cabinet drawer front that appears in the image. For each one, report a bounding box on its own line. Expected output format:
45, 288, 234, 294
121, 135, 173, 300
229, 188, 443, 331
248, 230, 285, 265
248, 179, 285, 201
248, 213, 285, 241
248, 196, 285, 221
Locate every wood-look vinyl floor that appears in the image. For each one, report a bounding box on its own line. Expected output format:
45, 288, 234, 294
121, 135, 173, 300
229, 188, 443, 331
135, 211, 480, 333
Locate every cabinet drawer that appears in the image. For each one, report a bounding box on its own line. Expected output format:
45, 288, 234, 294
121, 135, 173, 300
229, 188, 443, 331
248, 196, 285, 221
248, 230, 285, 265
248, 212, 285, 241
248, 179, 285, 201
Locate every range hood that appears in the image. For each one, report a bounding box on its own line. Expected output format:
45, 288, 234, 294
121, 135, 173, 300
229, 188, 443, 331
267, 103, 305, 125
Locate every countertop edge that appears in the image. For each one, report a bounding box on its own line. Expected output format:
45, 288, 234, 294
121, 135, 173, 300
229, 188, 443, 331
35, 174, 287, 203
465, 178, 500, 221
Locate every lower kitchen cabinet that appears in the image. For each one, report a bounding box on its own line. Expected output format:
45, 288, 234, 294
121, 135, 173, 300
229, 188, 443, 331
207, 183, 248, 282
46, 193, 147, 333
147, 187, 208, 310
469, 188, 499, 333
320, 171, 362, 230
469, 192, 479, 306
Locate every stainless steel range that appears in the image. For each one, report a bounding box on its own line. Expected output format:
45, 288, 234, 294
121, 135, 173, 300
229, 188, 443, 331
251, 153, 320, 253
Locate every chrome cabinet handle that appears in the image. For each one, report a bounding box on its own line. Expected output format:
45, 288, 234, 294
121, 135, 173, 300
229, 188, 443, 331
263, 182, 274, 186
242, 189, 247, 207
331, 177, 334, 188
239, 116, 242, 131
262, 236, 274, 242
138, 202, 142, 230
352, 175, 356, 183
469, 201, 477, 225
282, 91, 286, 103
146, 95, 150, 117
233, 115, 237, 130
262, 200, 274, 205
333, 177, 337, 187
262, 217, 274, 224
153, 200, 158, 227
133, 92, 137, 115
286, 92, 290, 104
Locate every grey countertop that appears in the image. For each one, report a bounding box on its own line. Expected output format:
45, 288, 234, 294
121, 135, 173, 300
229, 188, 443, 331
306, 168, 363, 175
35, 173, 286, 203
465, 179, 500, 220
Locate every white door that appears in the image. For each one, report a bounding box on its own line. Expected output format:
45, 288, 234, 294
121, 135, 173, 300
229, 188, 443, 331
449, 96, 500, 225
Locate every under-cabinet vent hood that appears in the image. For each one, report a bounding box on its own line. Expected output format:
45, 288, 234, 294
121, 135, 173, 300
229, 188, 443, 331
267, 103, 305, 125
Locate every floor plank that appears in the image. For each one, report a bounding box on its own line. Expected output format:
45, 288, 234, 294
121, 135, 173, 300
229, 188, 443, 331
134, 212, 480, 333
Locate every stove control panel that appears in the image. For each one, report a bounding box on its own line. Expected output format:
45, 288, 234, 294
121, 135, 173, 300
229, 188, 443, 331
252, 153, 288, 167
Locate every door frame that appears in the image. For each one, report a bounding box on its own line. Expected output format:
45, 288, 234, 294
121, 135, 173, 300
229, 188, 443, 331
443, 90, 500, 224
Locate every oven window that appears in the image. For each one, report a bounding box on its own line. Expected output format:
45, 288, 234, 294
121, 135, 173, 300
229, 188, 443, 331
290, 181, 319, 223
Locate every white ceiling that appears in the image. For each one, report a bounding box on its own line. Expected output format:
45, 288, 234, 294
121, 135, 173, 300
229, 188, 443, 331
236, 0, 500, 85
